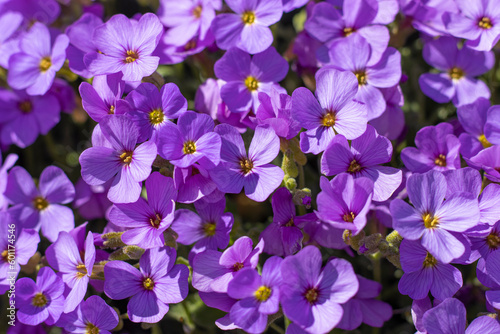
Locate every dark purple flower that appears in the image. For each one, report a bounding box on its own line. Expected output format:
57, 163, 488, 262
79, 115, 157, 203
280, 246, 359, 333
209, 124, 284, 202
227, 257, 283, 333
419, 36, 494, 106
84, 13, 163, 82
321, 125, 402, 201
73, 178, 113, 220
16, 267, 65, 326
401, 123, 461, 173
8, 23, 69, 96
214, 47, 288, 113
5, 166, 75, 242
108, 172, 176, 249
213, 0, 282, 54
104, 246, 189, 323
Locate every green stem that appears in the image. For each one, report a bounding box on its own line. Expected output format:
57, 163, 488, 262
269, 323, 285, 334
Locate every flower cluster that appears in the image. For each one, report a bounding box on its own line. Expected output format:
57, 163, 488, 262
1, 0, 500, 333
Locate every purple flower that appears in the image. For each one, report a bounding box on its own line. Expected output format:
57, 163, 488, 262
173, 165, 221, 204
16, 267, 65, 326
0, 11, 23, 69
104, 246, 189, 323
209, 124, 284, 202
336, 275, 392, 330
291, 67, 368, 154
214, 47, 288, 113
158, 110, 221, 169
227, 257, 283, 333
470, 220, 500, 260
0, 89, 61, 149
108, 172, 176, 249
457, 98, 500, 158
401, 123, 461, 173
256, 88, 301, 140
192, 236, 264, 293
0, 153, 17, 210
398, 239, 462, 300
321, 125, 402, 201
172, 197, 233, 260
283, 0, 308, 12
45, 231, 95, 313
79, 73, 131, 123
127, 82, 187, 144
369, 85, 405, 140
65, 13, 103, 78
444, 0, 500, 51
73, 178, 113, 220
316, 174, 374, 235
79, 115, 157, 203
84, 13, 163, 81
280, 246, 359, 333
5, 166, 75, 242
261, 187, 317, 256
419, 36, 494, 106
422, 298, 500, 334
469, 145, 500, 183
326, 34, 402, 120
8, 23, 69, 96
213, 0, 282, 54
390, 170, 480, 263
2, 0, 60, 26
58, 295, 119, 334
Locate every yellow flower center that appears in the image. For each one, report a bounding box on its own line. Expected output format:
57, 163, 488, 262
149, 109, 164, 125
109, 105, 115, 115
192, 5, 202, 19
423, 213, 439, 229
143, 277, 155, 290
120, 151, 133, 165
85, 322, 100, 334
304, 287, 319, 304
423, 252, 437, 268
233, 262, 244, 271
254, 286, 272, 302
343, 212, 356, 223
347, 159, 362, 173
244, 76, 259, 91
39, 56, 51, 72
486, 233, 500, 250
125, 50, 139, 63
478, 17, 493, 29
33, 196, 49, 211
18, 101, 33, 114
434, 154, 447, 167
1, 250, 8, 262
183, 140, 197, 154
343, 27, 354, 36
203, 222, 216, 236
32, 292, 48, 307
242, 11, 256, 25
448, 67, 464, 80
239, 158, 254, 174
354, 70, 367, 86
149, 213, 162, 229
479, 134, 492, 148
321, 111, 336, 127
76, 263, 88, 278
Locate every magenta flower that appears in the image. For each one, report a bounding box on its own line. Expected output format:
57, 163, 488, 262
213, 0, 283, 54
16, 267, 65, 326
108, 172, 176, 249
58, 296, 119, 334
5, 166, 75, 242
321, 125, 402, 201
214, 47, 288, 113
291, 67, 368, 154
390, 170, 480, 263
158, 110, 221, 169
84, 13, 163, 81
8, 23, 69, 96
280, 246, 359, 333
79, 115, 157, 203
104, 246, 189, 323
209, 124, 284, 202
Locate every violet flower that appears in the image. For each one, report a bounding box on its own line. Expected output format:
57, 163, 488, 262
0, 152, 17, 210
108, 172, 176, 249
104, 246, 189, 323
469, 145, 500, 183
79, 115, 157, 203
369, 85, 405, 141
280, 246, 359, 333
173, 165, 221, 204
0, 11, 23, 69
209, 124, 284, 202
5, 166, 75, 242
73, 178, 113, 220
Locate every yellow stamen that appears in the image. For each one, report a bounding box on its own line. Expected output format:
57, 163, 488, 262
32, 292, 48, 307
321, 111, 336, 127
478, 17, 493, 29
423, 252, 437, 268
125, 50, 139, 63
448, 67, 464, 80
486, 233, 500, 250
423, 213, 439, 229
354, 70, 367, 85
33, 196, 49, 211
304, 287, 318, 304
39, 57, 51, 72
143, 277, 154, 290
343, 212, 356, 223
203, 222, 216, 236
254, 286, 272, 302
285, 217, 294, 227
183, 140, 197, 154
233, 262, 244, 271
239, 158, 254, 174
479, 134, 492, 148
244, 76, 259, 91
149, 214, 162, 229
148, 109, 164, 125
242, 11, 256, 25
85, 322, 100, 334
109, 105, 115, 114
343, 27, 354, 36
119, 151, 133, 165
434, 154, 447, 167
192, 5, 202, 19
347, 160, 362, 173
